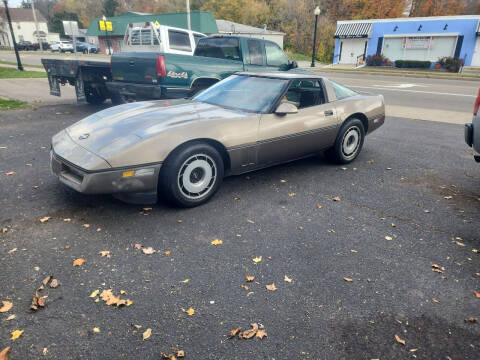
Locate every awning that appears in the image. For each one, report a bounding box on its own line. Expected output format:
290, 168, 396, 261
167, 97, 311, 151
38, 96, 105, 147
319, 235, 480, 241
476, 20, 480, 36
334, 22, 372, 39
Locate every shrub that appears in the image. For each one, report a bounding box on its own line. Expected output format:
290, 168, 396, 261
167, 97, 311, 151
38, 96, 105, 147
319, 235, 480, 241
438, 56, 464, 72
366, 53, 389, 66
394, 60, 431, 69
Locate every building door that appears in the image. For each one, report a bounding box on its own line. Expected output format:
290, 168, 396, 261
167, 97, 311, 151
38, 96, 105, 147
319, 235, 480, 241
472, 37, 480, 66
339, 38, 367, 64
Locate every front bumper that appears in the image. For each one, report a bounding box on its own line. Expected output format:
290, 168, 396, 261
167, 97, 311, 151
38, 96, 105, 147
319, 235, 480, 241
51, 151, 162, 195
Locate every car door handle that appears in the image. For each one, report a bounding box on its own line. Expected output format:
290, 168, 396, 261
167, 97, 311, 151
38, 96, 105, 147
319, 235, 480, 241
324, 110, 334, 116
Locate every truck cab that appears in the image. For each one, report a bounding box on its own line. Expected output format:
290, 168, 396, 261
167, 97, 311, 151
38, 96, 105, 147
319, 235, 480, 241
123, 22, 206, 56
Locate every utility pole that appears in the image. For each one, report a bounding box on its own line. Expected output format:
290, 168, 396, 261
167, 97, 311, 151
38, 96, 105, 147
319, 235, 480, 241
31, 0, 43, 51
186, 0, 191, 31
3, 0, 23, 70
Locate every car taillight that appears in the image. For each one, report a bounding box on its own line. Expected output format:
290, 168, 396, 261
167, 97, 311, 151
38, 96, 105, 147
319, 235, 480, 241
156, 55, 166, 77
474, 88, 480, 116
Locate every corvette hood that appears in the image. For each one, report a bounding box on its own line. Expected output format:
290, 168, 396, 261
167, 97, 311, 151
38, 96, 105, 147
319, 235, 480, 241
66, 99, 247, 158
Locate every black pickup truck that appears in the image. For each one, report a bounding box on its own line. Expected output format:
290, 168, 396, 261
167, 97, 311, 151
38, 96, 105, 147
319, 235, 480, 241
42, 35, 300, 105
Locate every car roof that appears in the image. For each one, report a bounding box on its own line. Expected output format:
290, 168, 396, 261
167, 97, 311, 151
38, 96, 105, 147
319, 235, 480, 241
237, 71, 324, 80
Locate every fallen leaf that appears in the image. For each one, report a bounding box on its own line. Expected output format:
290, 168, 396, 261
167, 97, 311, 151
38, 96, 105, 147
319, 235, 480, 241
472, 249, 479, 253
42, 276, 52, 286
431, 264, 445, 273
176, 350, 185, 357
8, 248, 17, 253
474, 290, 480, 298
134, 244, 142, 249
39, 216, 51, 223
228, 327, 242, 339
246, 275, 254, 282
332, 196, 341, 201
432, 298, 439, 303
120, 290, 126, 294
142, 247, 155, 255
99, 250, 111, 258
455, 241, 465, 247
11, 329, 24, 340
350, 249, 358, 253
100, 289, 132, 307
266, 283, 277, 291
465, 317, 477, 323
288, 192, 296, 197
341, 167, 347, 170
367, 159, 374, 164
252, 256, 262, 263
49, 279, 59, 288
30, 291, 47, 310
256, 329, 268, 339
177, 219, 183, 223
6, 314, 16, 321
344, 277, 353, 282
386, 167, 392, 170
82, 224, 90, 228
143, 207, 152, 211
164, 250, 172, 256
134, 325, 142, 329
34, 266, 40, 271
142, 328, 152, 340
247, 219, 255, 224
73, 258, 86, 267
385, 236, 393, 241
1, 228, 7, 234
0, 301, 13, 313
391, 223, 396, 227
241, 284, 249, 291
0, 347, 10, 360
394, 334, 406, 345
90, 290, 100, 298
93, 327, 100, 333
63, 218, 71, 222
239, 323, 258, 339
211, 239, 223, 246
444, 196, 453, 200
185, 307, 195, 316
280, 179, 287, 183
317, 204, 323, 209
180, 279, 189, 283
5, 171, 15, 176
284, 275, 292, 283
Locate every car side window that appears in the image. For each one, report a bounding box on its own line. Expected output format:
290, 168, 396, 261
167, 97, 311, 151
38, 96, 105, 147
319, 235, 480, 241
330, 80, 358, 100
194, 38, 241, 61
168, 30, 192, 52
265, 42, 288, 67
281, 80, 326, 109
248, 39, 263, 65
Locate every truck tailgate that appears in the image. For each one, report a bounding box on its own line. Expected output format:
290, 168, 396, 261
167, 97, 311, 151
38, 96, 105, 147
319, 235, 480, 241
111, 52, 158, 84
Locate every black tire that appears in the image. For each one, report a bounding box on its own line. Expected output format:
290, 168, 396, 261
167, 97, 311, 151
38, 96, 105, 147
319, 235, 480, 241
110, 92, 128, 105
85, 85, 106, 105
325, 118, 365, 164
159, 142, 224, 207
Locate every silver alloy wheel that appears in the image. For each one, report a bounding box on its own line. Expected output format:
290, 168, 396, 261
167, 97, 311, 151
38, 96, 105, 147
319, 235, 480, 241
178, 154, 217, 199
341, 126, 361, 158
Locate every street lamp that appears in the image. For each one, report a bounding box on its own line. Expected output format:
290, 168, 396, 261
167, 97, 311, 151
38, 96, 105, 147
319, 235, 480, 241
310, 6, 321, 68
103, 15, 110, 55
2, 0, 23, 70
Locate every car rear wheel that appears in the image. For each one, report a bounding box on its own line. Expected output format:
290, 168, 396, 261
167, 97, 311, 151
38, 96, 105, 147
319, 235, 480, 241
159, 142, 224, 207
325, 118, 365, 164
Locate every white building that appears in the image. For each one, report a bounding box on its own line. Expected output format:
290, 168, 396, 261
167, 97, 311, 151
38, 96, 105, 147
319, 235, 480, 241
215, 19, 285, 48
0, 7, 59, 47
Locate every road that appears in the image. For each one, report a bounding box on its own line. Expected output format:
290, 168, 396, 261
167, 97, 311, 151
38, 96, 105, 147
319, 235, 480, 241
1, 96, 479, 358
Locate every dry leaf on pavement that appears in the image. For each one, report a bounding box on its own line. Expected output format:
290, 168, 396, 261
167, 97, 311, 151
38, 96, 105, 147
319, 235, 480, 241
142, 247, 155, 255
246, 275, 254, 282
10, 329, 24, 340
431, 264, 445, 273
93, 327, 100, 333
0, 347, 10, 360
317, 203, 323, 209
385, 236, 393, 241
73, 258, 86, 266
211, 239, 223, 245
100, 289, 132, 307
142, 328, 152, 340
344, 277, 353, 282
455, 241, 465, 247
82, 224, 90, 228
165, 250, 172, 256
288, 193, 296, 197
50, 279, 60, 288
30, 291, 47, 310
100, 250, 111, 258
465, 317, 477, 323
284, 275, 292, 283
332, 196, 341, 201
474, 290, 480, 298
0, 301, 13, 313
134, 243, 143, 249
90, 290, 100, 298
256, 329, 267, 339
6, 314, 16, 321
228, 327, 242, 339
176, 350, 184, 357
8, 248, 17, 253
239, 323, 258, 339
252, 256, 262, 263
265, 283, 277, 291
241, 284, 249, 291
185, 307, 195, 316
395, 334, 406, 345
39, 216, 51, 223
5, 171, 15, 176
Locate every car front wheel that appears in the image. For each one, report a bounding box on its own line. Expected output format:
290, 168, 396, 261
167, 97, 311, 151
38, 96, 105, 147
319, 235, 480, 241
159, 142, 224, 207
325, 118, 365, 164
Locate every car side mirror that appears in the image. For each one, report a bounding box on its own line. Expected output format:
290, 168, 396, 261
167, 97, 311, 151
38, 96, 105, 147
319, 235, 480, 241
275, 102, 298, 115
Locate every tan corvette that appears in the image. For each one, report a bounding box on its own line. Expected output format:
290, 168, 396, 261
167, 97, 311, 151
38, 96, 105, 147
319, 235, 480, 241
51, 72, 385, 207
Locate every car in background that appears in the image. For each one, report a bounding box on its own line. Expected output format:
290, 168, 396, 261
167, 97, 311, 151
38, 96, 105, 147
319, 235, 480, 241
465, 88, 480, 163
50, 40, 74, 53
76, 41, 99, 54
50, 72, 385, 207
17, 40, 36, 51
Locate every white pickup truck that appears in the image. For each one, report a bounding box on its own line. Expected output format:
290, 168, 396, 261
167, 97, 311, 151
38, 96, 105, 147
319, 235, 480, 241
123, 22, 207, 55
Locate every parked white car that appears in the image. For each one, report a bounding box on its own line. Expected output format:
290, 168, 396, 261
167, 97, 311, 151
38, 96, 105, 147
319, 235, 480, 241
50, 40, 74, 53
123, 23, 206, 55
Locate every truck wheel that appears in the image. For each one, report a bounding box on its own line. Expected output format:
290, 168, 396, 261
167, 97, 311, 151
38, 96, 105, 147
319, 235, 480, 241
159, 142, 224, 207
85, 85, 106, 105
110, 92, 127, 105
325, 118, 365, 164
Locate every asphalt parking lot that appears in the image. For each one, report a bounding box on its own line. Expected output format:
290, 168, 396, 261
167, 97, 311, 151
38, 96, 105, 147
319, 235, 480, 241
1, 97, 480, 359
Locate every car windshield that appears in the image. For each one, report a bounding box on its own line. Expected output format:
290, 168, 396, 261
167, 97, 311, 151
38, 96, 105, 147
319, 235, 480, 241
193, 75, 289, 113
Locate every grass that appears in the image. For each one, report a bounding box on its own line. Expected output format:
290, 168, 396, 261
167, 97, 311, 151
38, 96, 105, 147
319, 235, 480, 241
0, 98, 29, 110
285, 50, 312, 62
0, 60, 44, 68
0, 66, 46, 78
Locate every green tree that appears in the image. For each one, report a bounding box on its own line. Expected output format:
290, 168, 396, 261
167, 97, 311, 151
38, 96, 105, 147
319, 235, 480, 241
50, 12, 82, 35
103, 0, 119, 17
21, 1, 32, 9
